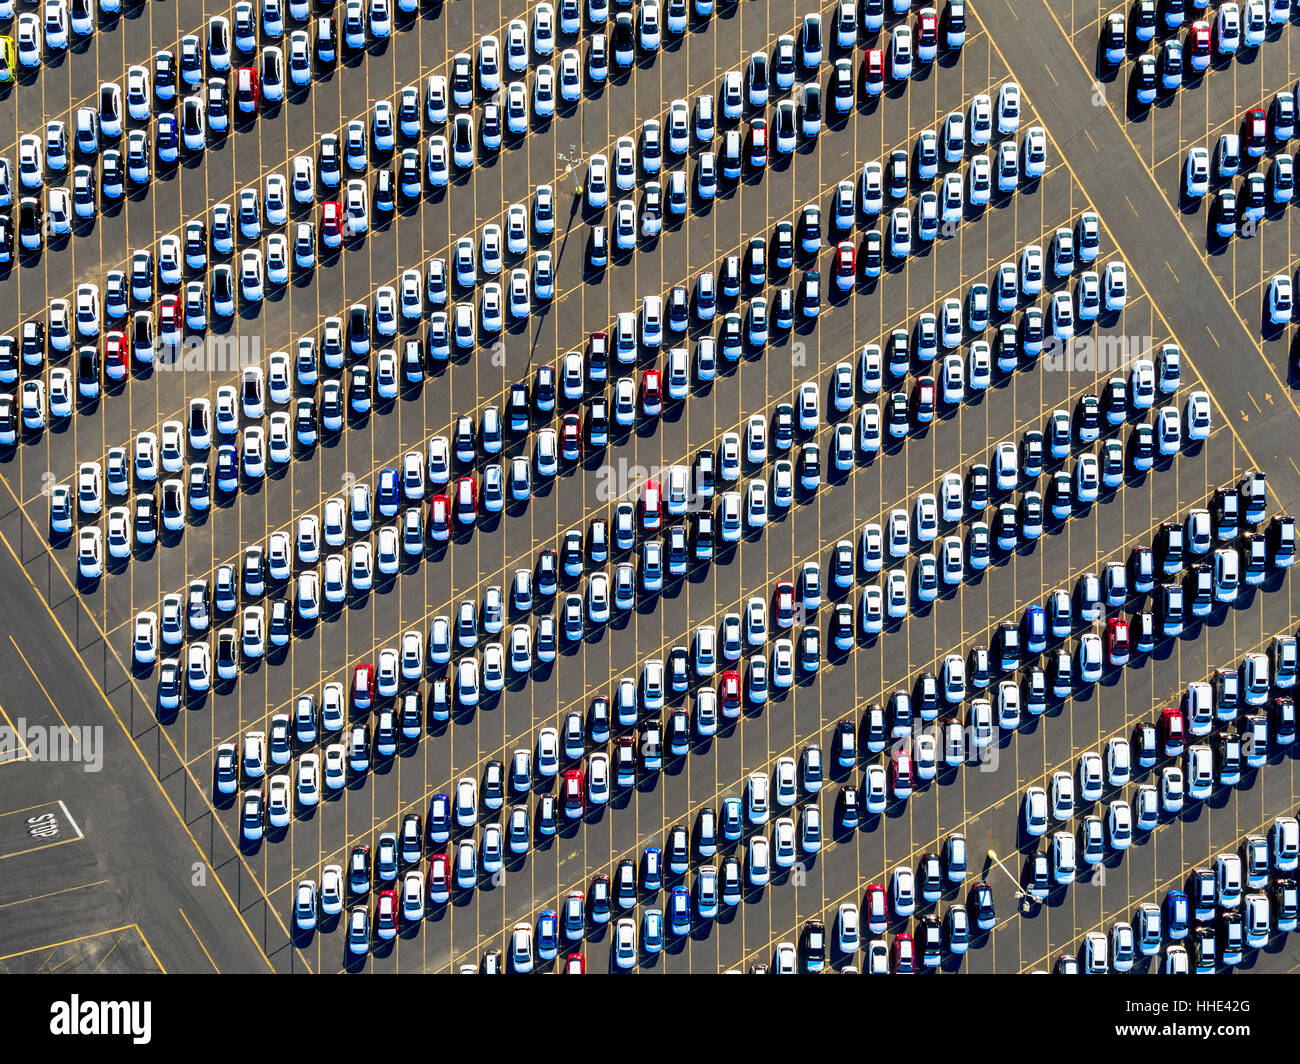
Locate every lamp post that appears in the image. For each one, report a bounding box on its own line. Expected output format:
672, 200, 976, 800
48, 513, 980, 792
987, 849, 1031, 909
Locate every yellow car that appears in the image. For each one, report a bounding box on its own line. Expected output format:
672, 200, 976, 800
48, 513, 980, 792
0, 37, 13, 84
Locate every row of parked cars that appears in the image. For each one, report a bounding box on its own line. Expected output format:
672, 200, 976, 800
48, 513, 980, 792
278, 507, 1292, 963
280, 511, 1295, 966
295, 711, 959, 963
1066, 811, 1300, 973
117, 343, 1193, 680
1102, 1, 1292, 73
107, 327, 1209, 688
1022, 623, 1298, 862
0, 0, 908, 264
0, 111, 1045, 435
227, 494, 1290, 892
286, 738, 836, 930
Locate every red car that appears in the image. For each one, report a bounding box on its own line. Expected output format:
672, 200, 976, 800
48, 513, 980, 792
719, 670, 741, 717
374, 889, 398, 938
890, 748, 914, 798
834, 241, 856, 290
1106, 617, 1130, 666
104, 331, 127, 380
320, 201, 344, 247
560, 412, 581, 460
641, 478, 662, 530
1242, 108, 1267, 158
911, 375, 935, 423
773, 581, 795, 629
588, 331, 607, 373
864, 883, 888, 933
1185, 21, 1211, 69
640, 367, 662, 416
352, 663, 375, 711
564, 952, 585, 973
892, 932, 916, 973
748, 118, 767, 168
454, 476, 476, 525
862, 48, 884, 95
428, 493, 450, 541
427, 853, 450, 902
1159, 706, 1185, 757
158, 295, 180, 341
235, 67, 260, 113
562, 768, 584, 819
915, 7, 937, 58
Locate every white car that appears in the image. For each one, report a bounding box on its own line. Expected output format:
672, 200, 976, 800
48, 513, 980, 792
1267, 274, 1293, 325
1103, 260, 1128, 311
996, 82, 1021, 134
1185, 146, 1210, 197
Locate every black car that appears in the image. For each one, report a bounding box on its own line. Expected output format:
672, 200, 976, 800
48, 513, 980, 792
969, 880, 996, 929
0, 335, 19, 384
101, 150, 125, 199
77, 346, 100, 396
1102, 376, 1127, 423
295, 397, 318, 444
801, 919, 827, 971
1130, 53, 1157, 102
886, 149, 908, 198
508, 381, 530, 432
18, 197, 42, 251
772, 220, 794, 269
373, 168, 395, 213
589, 874, 612, 923
838, 785, 860, 829
133, 491, 157, 541
692, 511, 714, 559
886, 328, 910, 377
587, 696, 611, 744
967, 463, 990, 509
798, 269, 821, 316
535, 549, 559, 597
771, 403, 795, 450
720, 254, 741, 297
398, 149, 421, 198
746, 52, 769, 104
154, 49, 177, 99
206, 77, 230, 128
1129, 422, 1154, 470
614, 859, 636, 909
534, 364, 556, 412
587, 223, 608, 269
346, 303, 370, 354
586, 396, 608, 447
1212, 488, 1240, 541
1018, 306, 1044, 354
216, 629, 238, 675
348, 845, 371, 894
1075, 394, 1100, 443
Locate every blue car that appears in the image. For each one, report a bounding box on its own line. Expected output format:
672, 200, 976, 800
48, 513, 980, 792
669, 886, 691, 935
969, 881, 996, 930
643, 908, 664, 954
376, 468, 400, 517
216, 445, 239, 492
721, 797, 743, 841
641, 846, 663, 893
1022, 604, 1047, 654
426, 794, 451, 845
536, 909, 559, 960
1163, 889, 1190, 941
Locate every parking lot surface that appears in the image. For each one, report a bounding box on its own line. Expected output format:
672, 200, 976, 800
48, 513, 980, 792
1, 0, 1299, 974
